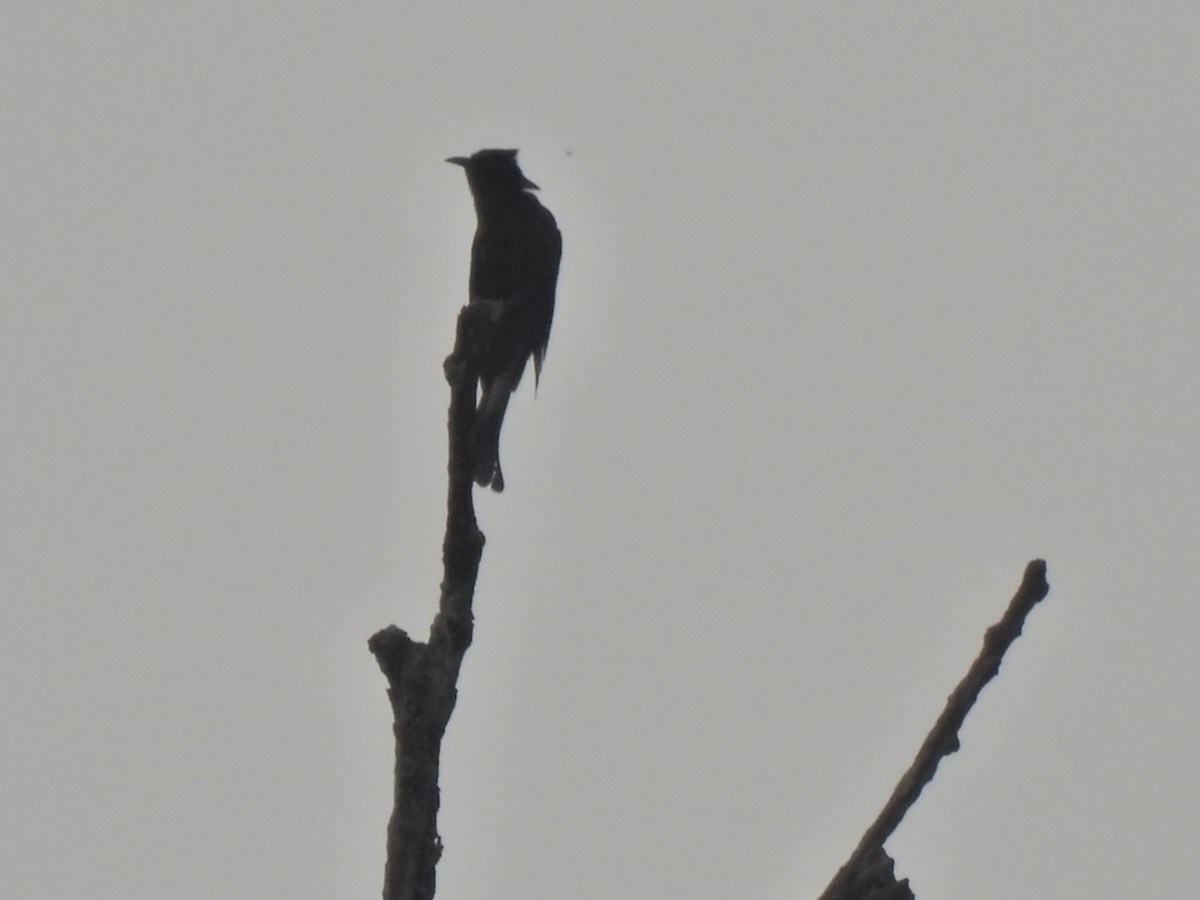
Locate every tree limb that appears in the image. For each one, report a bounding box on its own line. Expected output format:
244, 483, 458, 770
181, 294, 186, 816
817, 559, 1051, 900
368, 307, 485, 900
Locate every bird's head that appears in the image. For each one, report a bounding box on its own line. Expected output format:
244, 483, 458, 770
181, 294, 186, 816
446, 148, 539, 195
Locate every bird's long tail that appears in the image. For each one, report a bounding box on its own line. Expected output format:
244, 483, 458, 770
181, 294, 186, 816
472, 380, 513, 492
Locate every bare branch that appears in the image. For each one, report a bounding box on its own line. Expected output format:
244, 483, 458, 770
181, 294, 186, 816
368, 307, 486, 900
817, 559, 1051, 900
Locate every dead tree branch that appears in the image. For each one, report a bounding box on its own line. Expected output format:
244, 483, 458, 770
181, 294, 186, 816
368, 308, 485, 900
365, 301, 1052, 900
817, 559, 1051, 900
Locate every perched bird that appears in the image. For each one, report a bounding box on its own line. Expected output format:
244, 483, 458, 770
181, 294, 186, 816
447, 149, 562, 492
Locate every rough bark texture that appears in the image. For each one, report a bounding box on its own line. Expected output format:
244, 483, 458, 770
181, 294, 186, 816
368, 308, 485, 900
817, 559, 1051, 900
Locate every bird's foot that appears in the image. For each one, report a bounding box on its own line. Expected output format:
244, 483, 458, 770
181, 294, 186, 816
467, 298, 504, 323
443, 352, 468, 386
453, 300, 501, 370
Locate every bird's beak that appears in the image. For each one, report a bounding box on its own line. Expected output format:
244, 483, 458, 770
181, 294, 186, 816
446, 157, 469, 167
523, 177, 540, 190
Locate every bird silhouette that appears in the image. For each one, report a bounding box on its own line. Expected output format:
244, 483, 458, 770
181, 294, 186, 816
447, 149, 562, 492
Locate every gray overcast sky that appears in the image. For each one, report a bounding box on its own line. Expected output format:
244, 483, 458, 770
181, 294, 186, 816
4, 3, 1198, 898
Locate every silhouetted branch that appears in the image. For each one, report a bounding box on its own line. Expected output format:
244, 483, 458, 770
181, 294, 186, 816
817, 559, 1051, 900
367, 304, 1051, 900
368, 307, 486, 900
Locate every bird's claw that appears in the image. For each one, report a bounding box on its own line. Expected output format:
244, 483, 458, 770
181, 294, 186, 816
467, 298, 504, 323
443, 352, 468, 386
